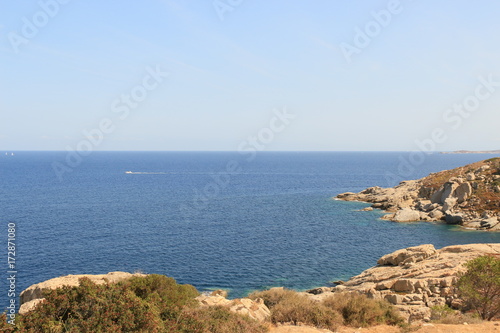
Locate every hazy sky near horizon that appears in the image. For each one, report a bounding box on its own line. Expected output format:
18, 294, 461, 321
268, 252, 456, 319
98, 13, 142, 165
1, 0, 500, 151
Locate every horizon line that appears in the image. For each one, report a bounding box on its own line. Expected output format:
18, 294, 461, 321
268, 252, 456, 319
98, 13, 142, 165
1, 150, 499, 153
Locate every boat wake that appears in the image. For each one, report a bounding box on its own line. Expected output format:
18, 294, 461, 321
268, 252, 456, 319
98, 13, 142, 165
124, 171, 168, 175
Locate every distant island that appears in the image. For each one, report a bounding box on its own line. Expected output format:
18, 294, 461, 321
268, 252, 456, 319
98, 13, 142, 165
441, 149, 500, 154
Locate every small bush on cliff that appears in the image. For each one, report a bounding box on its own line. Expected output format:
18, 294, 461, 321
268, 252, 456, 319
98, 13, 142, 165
430, 305, 482, 325
12, 275, 267, 333
181, 306, 268, 333
249, 288, 342, 330
323, 292, 404, 327
249, 288, 299, 309
249, 288, 403, 329
457, 255, 500, 320
17, 277, 166, 332
0, 314, 15, 332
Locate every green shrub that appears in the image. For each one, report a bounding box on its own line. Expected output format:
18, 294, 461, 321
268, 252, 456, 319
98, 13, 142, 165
457, 255, 500, 320
430, 305, 455, 321
430, 305, 483, 325
0, 314, 15, 332
11, 274, 267, 333
249, 288, 300, 309
17, 277, 169, 332
123, 274, 199, 321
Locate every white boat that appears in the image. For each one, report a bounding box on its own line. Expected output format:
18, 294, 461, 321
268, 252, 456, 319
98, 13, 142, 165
125, 171, 133, 174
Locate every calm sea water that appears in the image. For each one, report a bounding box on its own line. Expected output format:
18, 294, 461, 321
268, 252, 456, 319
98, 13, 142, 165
1, 152, 500, 309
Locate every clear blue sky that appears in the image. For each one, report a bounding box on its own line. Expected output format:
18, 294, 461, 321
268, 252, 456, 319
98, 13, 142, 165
1, 0, 500, 151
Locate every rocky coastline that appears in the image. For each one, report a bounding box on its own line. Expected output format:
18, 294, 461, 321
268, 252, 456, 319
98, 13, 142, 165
336, 157, 500, 231
18, 243, 500, 326
305, 243, 500, 322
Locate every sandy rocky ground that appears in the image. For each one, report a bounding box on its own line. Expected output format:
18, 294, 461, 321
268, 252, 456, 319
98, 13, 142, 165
270, 321, 500, 333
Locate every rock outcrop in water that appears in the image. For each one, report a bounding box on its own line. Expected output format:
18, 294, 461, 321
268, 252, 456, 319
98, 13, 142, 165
336, 157, 500, 231
307, 243, 500, 322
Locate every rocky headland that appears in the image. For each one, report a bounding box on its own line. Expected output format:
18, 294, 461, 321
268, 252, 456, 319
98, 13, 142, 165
441, 150, 500, 154
336, 157, 500, 230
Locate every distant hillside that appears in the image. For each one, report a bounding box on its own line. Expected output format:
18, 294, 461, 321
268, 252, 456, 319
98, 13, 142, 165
441, 150, 500, 154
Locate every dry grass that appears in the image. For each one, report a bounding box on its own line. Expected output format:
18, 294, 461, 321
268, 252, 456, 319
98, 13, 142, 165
249, 289, 404, 330
430, 305, 484, 325
182, 305, 269, 333
250, 289, 342, 331
323, 292, 404, 328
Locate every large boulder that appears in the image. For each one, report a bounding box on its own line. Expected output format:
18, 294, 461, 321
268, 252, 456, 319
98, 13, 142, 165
196, 295, 270, 322
439, 182, 459, 204
377, 244, 437, 266
444, 213, 464, 225
392, 208, 421, 222
455, 182, 472, 203
229, 298, 271, 322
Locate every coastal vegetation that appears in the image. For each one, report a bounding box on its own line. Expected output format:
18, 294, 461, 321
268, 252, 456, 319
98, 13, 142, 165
2, 273, 405, 332
1, 275, 267, 333
249, 288, 404, 330
457, 255, 500, 320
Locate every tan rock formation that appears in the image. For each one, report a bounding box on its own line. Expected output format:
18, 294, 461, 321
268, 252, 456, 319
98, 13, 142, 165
308, 243, 500, 322
196, 294, 271, 322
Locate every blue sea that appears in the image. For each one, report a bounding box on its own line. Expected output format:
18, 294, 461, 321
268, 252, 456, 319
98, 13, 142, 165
1, 151, 500, 310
